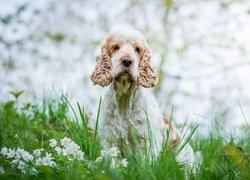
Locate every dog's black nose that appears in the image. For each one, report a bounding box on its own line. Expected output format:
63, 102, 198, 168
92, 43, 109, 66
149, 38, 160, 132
121, 58, 132, 67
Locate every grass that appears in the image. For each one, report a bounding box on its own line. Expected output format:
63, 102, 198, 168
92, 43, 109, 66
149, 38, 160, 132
0, 93, 249, 179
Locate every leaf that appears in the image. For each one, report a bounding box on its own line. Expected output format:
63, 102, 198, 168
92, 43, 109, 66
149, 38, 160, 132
45, 32, 65, 43
3, 101, 15, 109
223, 144, 249, 174
10, 90, 24, 100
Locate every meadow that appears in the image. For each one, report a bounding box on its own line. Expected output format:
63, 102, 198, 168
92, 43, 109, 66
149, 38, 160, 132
0, 92, 249, 180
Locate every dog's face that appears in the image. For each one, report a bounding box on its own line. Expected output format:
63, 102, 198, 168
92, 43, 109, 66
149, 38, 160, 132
91, 29, 157, 88
108, 30, 144, 82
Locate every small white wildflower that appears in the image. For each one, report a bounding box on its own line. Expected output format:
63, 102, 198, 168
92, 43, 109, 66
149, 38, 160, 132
62, 147, 72, 156
36, 153, 56, 166
17, 160, 25, 169
6, 148, 15, 158
41, 153, 55, 166
54, 147, 61, 154
109, 147, 119, 157
1, 147, 8, 156
35, 158, 42, 166
100, 150, 108, 157
87, 162, 95, 170
17, 161, 26, 174
16, 148, 33, 162
74, 150, 84, 161
24, 153, 33, 162
69, 142, 80, 153
33, 149, 43, 157
60, 137, 72, 147
121, 158, 128, 167
49, 139, 57, 148
110, 158, 116, 168
96, 156, 103, 162
0, 166, 5, 174
15, 148, 23, 159
10, 159, 19, 166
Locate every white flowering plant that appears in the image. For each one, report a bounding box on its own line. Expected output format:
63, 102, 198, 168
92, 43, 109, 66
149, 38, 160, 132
0, 137, 129, 177
0, 137, 84, 175
95, 147, 128, 169
0, 94, 132, 178
82, 146, 130, 177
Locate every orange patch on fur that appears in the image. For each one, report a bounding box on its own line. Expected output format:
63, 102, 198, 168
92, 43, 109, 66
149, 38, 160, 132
162, 116, 180, 148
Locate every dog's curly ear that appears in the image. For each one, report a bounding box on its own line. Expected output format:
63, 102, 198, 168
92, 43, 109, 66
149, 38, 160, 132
137, 44, 158, 88
90, 44, 113, 87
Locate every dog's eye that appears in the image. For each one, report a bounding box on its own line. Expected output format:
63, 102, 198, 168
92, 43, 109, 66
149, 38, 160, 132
135, 47, 141, 53
112, 45, 120, 51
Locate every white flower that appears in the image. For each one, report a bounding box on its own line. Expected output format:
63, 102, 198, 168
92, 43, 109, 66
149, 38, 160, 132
54, 147, 61, 154
10, 159, 19, 166
100, 150, 108, 157
110, 158, 116, 168
62, 147, 72, 156
61, 140, 84, 160
6, 148, 15, 158
49, 139, 57, 148
87, 162, 95, 170
1, 147, 8, 156
41, 153, 55, 166
109, 147, 119, 157
68, 142, 80, 153
33, 149, 43, 157
15, 148, 23, 159
35, 158, 42, 166
120, 158, 128, 167
36, 153, 56, 166
74, 150, 84, 160
96, 156, 103, 162
17, 160, 26, 170
0, 166, 5, 174
22, 153, 33, 162
17, 160, 26, 174
58, 137, 85, 161
16, 148, 33, 162
60, 137, 72, 147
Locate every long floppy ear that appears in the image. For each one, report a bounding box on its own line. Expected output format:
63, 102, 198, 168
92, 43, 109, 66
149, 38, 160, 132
137, 44, 158, 88
90, 45, 113, 87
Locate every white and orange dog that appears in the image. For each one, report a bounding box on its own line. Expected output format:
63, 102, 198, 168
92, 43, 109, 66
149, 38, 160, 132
91, 29, 196, 168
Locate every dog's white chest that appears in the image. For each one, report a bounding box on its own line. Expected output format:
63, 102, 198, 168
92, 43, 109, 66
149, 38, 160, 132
100, 104, 147, 146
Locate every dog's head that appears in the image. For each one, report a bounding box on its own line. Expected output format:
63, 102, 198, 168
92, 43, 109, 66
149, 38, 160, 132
90, 29, 158, 88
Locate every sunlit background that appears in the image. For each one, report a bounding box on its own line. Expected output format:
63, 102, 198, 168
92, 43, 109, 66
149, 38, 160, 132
1, 0, 250, 135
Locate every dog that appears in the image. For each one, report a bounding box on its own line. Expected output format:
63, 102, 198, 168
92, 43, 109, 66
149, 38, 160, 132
90, 29, 196, 169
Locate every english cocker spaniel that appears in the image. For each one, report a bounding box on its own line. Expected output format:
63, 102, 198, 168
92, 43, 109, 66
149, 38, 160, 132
91, 29, 196, 168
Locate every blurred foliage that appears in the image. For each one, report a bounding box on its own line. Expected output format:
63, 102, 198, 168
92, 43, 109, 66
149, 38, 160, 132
0, 4, 27, 25
163, 0, 172, 12
45, 32, 65, 43
0, 93, 68, 150
223, 144, 249, 177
